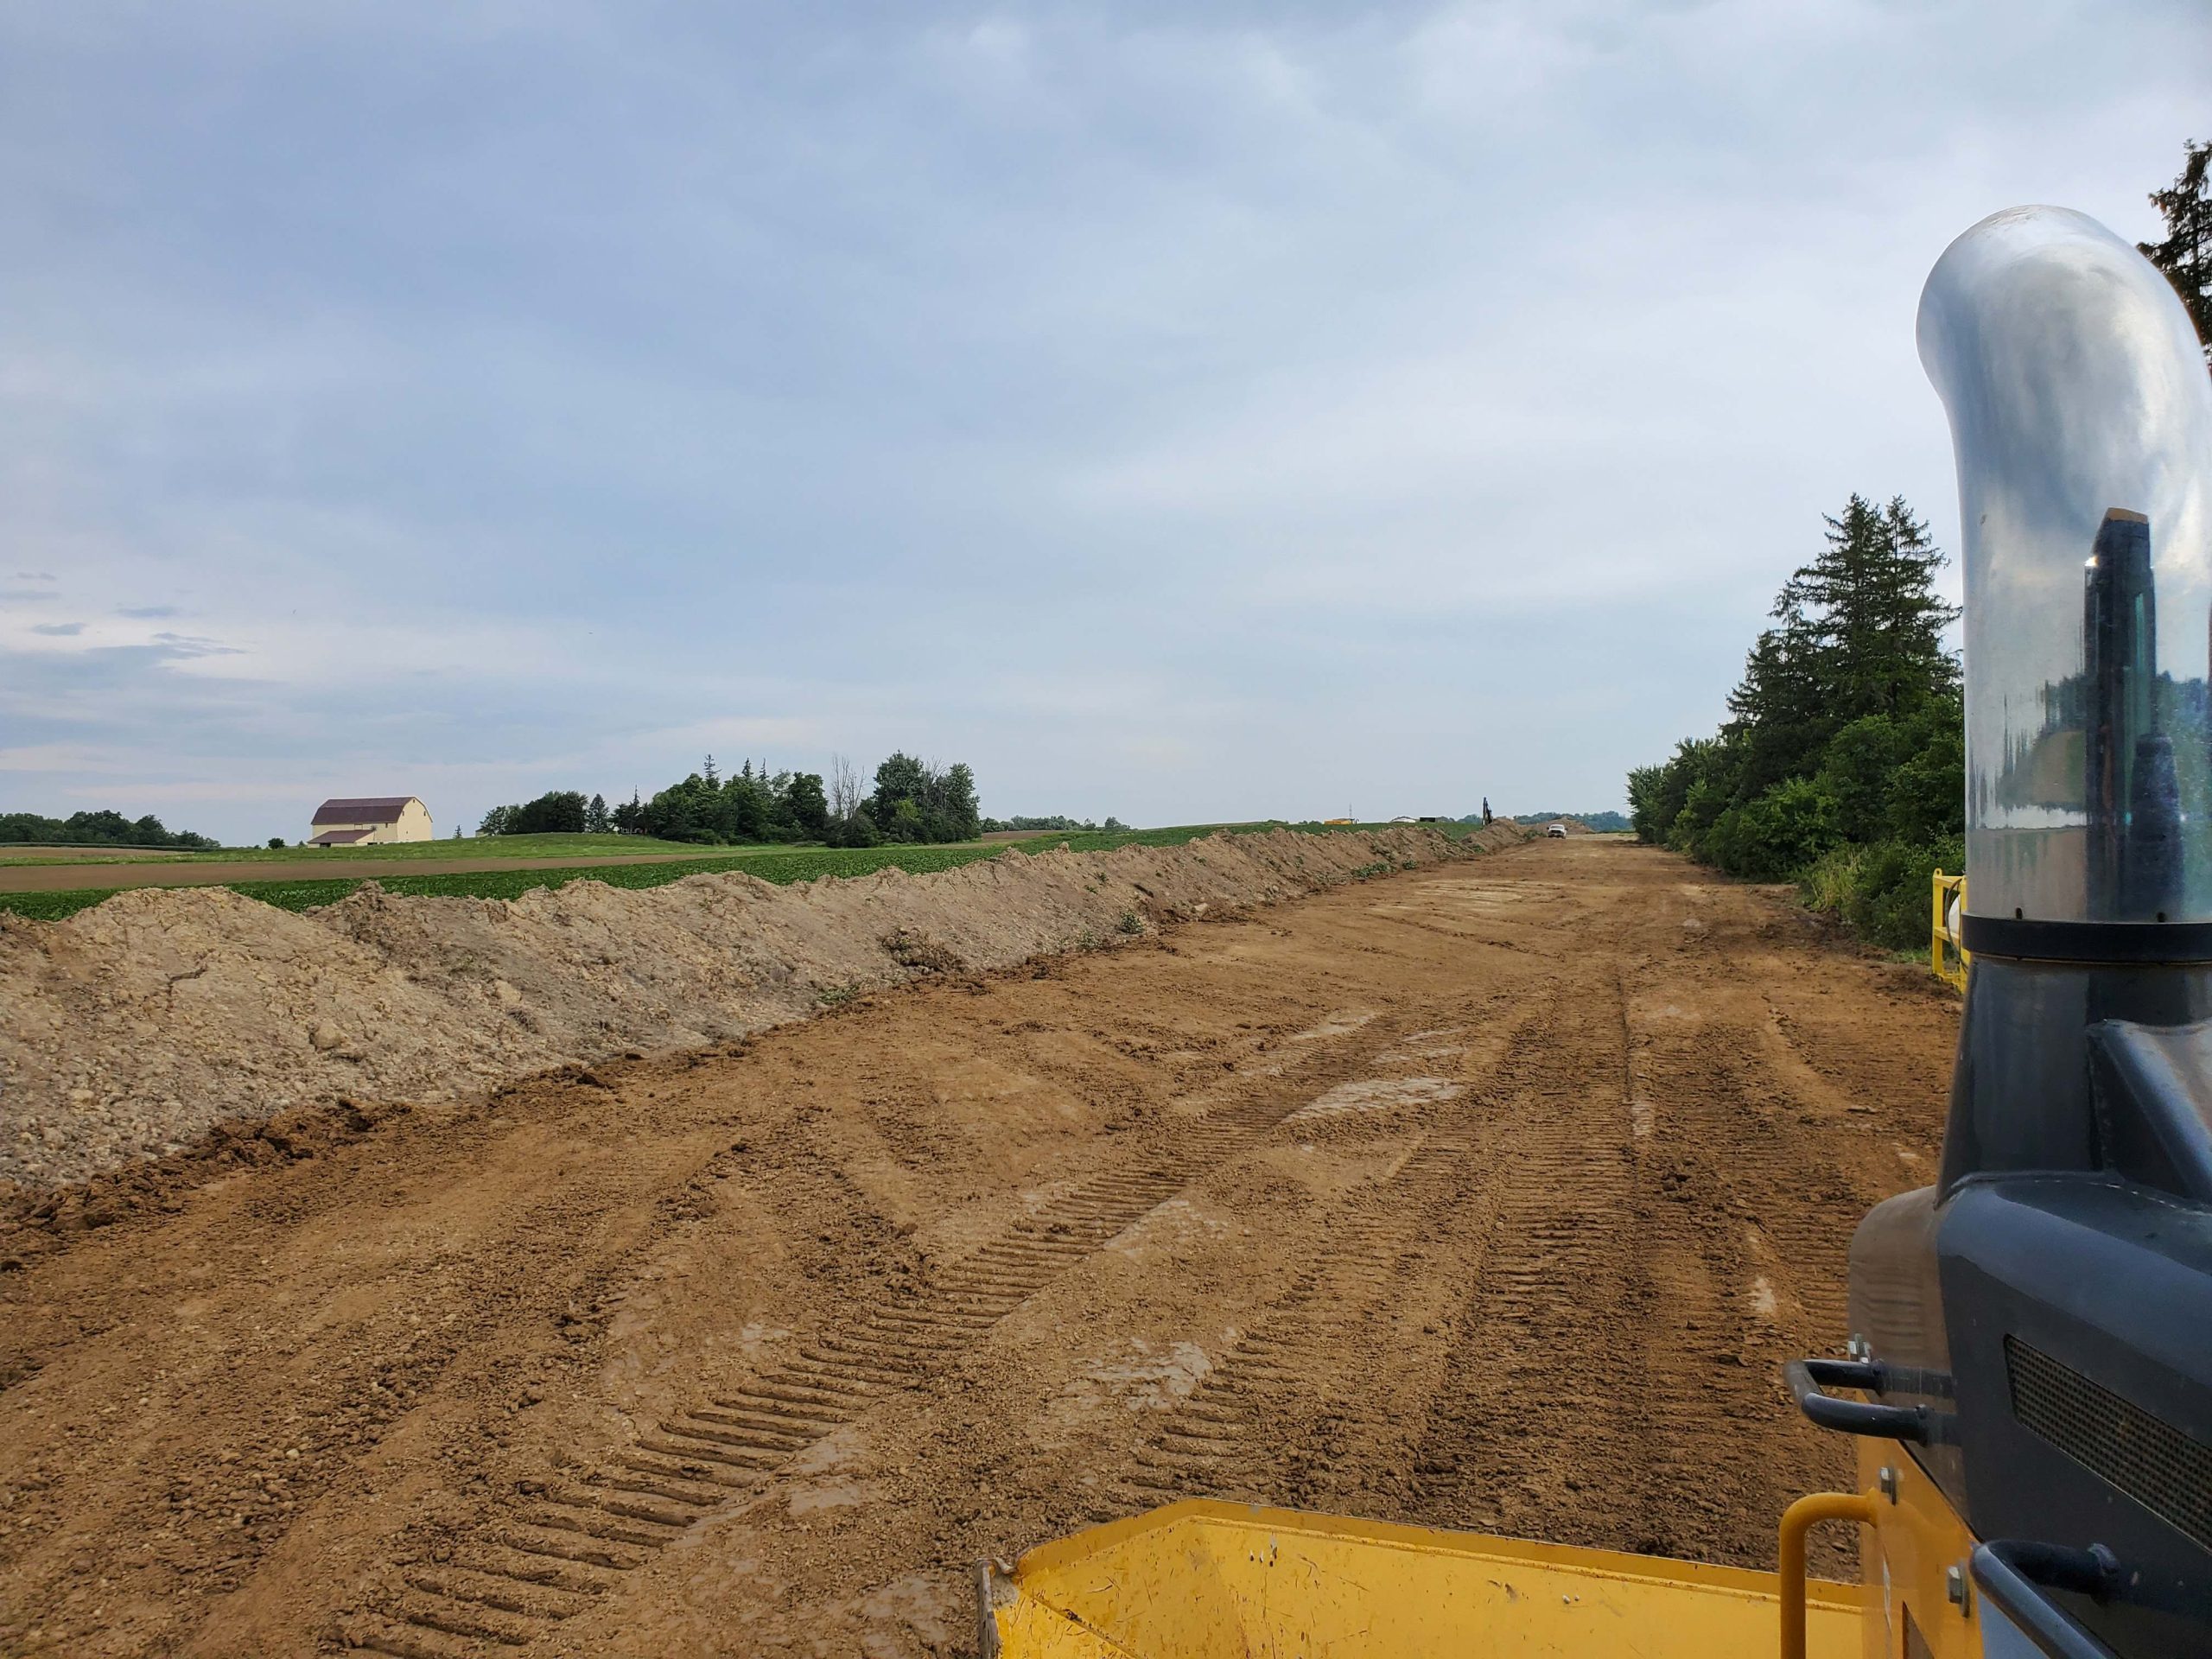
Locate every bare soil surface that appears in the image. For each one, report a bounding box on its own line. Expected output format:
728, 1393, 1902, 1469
0, 839, 1958, 1657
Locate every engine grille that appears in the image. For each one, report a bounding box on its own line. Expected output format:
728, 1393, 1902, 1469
2006, 1335, 2212, 1550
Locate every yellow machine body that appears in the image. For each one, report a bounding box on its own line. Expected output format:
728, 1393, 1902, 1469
1853, 1440, 1986, 1659
982, 1498, 1869, 1659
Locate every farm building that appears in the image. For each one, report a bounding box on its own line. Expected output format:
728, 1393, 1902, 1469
308, 796, 434, 847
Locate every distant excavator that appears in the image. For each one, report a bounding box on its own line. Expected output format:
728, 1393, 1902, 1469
979, 205, 2212, 1659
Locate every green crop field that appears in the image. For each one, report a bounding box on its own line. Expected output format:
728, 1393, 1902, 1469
0, 820, 1446, 924
0, 832, 747, 867
0, 842, 1020, 922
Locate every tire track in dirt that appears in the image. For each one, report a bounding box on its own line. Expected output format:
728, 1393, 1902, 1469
1400, 967, 1649, 1545
1115, 1120, 1503, 1510
1101, 1001, 1551, 1514
342, 1011, 1424, 1656
1396, 900, 1929, 1573
1623, 984, 1812, 1567
1615, 921, 1947, 1573
1398, 957, 1819, 1567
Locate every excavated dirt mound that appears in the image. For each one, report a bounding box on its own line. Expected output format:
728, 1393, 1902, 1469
0, 826, 1516, 1192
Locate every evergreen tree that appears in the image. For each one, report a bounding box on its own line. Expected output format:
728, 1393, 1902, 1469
713, 764, 760, 842
1775, 493, 1957, 727
585, 792, 610, 834
2140, 138, 2211, 372
1722, 624, 1827, 805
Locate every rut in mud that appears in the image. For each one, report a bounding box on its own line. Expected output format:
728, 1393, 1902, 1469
0, 840, 1959, 1658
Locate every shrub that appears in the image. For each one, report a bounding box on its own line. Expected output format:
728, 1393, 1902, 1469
1860, 837, 1964, 950
1816, 715, 1910, 843
1668, 772, 1731, 859
1798, 843, 1864, 918
1798, 834, 1963, 952
1718, 778, 1842, 880
1884, 702, 1967, 842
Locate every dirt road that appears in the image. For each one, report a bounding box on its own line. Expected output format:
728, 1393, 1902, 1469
0, 839, 1957, 1657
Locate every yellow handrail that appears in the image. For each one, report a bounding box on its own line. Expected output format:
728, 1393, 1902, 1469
1778, 1491, 1877, 1659
1931, 870, 1968, 990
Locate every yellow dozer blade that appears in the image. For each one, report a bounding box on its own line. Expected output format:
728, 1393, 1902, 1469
980, 1499, 1864, 1659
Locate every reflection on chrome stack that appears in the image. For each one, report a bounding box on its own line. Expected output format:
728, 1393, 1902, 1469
2081, 506, 2181, 922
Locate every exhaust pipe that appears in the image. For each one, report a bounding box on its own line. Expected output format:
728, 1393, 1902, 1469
1918, 204, 2212, 1185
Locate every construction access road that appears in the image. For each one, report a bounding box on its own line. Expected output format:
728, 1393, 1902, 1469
0, 838, 1959, 1657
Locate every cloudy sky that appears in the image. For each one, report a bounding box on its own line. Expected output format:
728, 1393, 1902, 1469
2, 3, 2205, 843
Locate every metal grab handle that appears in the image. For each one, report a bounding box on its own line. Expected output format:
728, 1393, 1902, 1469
1783, 1357, 1931, 1443
1972, 1541, 2124, 1659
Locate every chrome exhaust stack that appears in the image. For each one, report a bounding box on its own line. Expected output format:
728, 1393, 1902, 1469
1918, 206, 2212, 1186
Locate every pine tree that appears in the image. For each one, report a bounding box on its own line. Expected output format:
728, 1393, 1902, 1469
2139, 138, 2211, 373
1724, 623, 1827, 804
1775, 493, 1957, 726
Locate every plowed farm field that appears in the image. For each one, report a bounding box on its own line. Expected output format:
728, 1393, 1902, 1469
0, 839, 1959, 1657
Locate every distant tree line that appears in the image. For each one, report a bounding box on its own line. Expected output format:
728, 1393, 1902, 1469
1627, 493, 1963, 948
479, 752, 985, 848
0, 810, 217, 849
982, 814, 1129, 833
1478, 810, 1630, 833
476, 792, 612, 838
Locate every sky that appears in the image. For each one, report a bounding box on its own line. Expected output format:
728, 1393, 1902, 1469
2, 3, 2206, 844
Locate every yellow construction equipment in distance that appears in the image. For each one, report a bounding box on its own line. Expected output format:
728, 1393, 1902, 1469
978, 1499, 1864, 1659
1930, 870, 1968, 990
